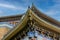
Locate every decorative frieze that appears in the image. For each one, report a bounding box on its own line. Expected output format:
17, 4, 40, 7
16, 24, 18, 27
10, 18, 60, 40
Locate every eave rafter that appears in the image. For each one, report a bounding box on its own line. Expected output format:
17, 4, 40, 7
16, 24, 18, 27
29, 9, 60, 34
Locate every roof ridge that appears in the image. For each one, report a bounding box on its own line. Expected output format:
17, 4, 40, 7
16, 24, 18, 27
31, 4, 60, 27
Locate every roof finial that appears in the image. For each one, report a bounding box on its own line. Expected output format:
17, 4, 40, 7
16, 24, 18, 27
32, 3, 34, 6
31, 3, 35, 8
28, 5, 30, 9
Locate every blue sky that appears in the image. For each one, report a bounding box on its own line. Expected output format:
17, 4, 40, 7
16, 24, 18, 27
0, 0, 60, 21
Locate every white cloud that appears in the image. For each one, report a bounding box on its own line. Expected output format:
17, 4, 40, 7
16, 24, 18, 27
0, 4, 17, 9
0, 3, 26, 10
0, 3, 27, 17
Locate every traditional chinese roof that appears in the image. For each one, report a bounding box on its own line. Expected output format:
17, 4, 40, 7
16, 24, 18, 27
31, 4, 60, 27
2, 4, 60, 40
0, 14, 23, 22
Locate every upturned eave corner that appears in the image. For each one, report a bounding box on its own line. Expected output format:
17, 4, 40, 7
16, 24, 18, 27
1, 4, 60, 40
2, 11, 29, 40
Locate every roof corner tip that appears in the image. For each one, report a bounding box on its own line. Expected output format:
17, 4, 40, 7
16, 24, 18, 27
28, 5, 30, 9
32, 3, 34, 6
26, 5, 30, 12
31, 3, 36, 10
31, 3, 35, 7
